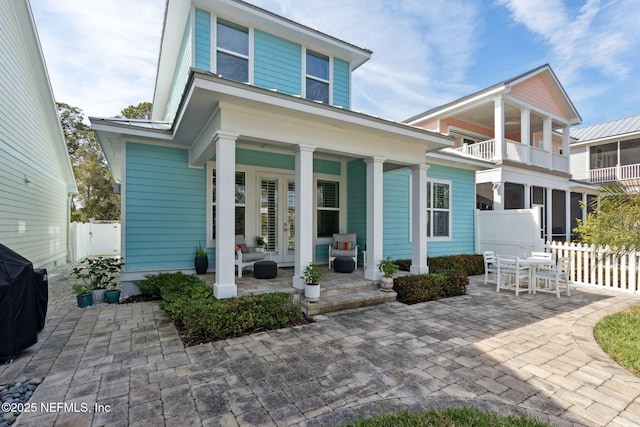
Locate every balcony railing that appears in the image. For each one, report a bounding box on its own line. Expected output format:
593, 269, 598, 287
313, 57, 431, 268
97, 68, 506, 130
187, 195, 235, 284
452, 138, 570, 173
589, 164, 640, 183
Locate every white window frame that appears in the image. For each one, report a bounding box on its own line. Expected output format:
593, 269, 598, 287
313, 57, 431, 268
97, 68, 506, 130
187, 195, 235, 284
426, 178, 452, 242
303, 48, 332, 104
313, 172, 345, 242
206, 163, 247, 247
213, 17, 253, 84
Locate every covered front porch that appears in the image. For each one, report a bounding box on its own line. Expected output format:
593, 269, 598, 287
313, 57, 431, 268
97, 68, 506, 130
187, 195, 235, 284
197, 265, 396, 315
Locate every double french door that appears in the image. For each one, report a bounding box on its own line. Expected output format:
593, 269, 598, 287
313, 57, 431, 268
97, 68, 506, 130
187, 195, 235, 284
258, 174, 295, 264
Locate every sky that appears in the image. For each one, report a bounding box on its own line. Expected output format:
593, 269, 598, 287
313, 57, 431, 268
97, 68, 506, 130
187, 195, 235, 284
30, 0, 640, 127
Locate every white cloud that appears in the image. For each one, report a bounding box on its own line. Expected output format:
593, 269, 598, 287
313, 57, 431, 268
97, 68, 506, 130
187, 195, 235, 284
31, 0, 164, 118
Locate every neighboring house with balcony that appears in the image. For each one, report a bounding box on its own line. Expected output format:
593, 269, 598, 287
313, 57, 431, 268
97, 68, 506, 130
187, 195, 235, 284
570, 114, 640, 185
0, 0, 77, 269
407, 64, 598, 242
91, 0, 494, 298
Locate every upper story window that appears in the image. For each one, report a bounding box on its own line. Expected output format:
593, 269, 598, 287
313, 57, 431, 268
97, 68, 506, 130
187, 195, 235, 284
306, 50, 330, 104
216, 19, 249, 83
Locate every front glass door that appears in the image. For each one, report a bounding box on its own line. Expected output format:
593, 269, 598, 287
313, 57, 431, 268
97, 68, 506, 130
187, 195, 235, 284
259, 175, 295, 264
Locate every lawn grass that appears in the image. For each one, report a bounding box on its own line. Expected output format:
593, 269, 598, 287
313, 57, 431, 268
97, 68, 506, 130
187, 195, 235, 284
341, 408, 551, 427
593, 304, 640, 376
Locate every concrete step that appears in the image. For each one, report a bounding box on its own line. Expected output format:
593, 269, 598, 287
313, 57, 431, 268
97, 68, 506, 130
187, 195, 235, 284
300, 288, 397, 316
320, 280, 377, 297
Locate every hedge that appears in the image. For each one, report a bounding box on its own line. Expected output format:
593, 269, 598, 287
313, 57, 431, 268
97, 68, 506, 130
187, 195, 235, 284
394, 254, 484, 276
393, 270, 469, 304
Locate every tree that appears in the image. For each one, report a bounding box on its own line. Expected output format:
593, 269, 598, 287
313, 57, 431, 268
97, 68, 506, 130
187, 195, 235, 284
574, 181, 640, 252
117, 102, 152, 120
57, 102, 120, 222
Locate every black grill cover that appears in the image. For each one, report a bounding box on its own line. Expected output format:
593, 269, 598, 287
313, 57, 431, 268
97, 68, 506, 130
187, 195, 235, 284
0, 244, 39, 361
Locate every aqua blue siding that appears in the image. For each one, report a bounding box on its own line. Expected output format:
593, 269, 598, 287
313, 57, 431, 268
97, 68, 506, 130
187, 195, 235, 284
383, 164, 476, 260
232, 148, 340, 175
165, 16, 192, 122
125, 142, 209, 270
333, 58, 350, 109
194, 8, 211, 70
254, 30, 301, 95
347, 159, 366, 256
428, 164, 476, 256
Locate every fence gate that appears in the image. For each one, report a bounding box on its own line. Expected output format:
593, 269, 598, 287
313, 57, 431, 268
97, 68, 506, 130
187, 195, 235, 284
476, 208, 544, 256
89, 223, 121, 256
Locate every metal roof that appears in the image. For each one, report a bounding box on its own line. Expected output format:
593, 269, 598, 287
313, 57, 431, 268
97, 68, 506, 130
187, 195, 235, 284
571, 114, 640, 142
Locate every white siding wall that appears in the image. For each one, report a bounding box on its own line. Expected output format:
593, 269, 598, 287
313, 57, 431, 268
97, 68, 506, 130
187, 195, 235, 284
570, 146, 588, 181
0, 0, 74, 269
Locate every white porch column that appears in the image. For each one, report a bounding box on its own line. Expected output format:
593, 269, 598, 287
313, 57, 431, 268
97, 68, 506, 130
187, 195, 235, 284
543, 117, 552, 169
561, 125, 570, 156
494, 98, 505, 162
545, 187, 553, 243
293, 145, 315, 289
565, 190, 571, 242
214, 131, 238, 299
524, 184, 531, 209
410, 164, 429, 274
582, 193, 588, 222
493, 182, 504, 210
521, 108, 531, 165
365, 157, 385, 281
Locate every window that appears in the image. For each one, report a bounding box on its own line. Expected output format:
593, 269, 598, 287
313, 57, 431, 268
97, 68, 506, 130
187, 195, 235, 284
317, 180, 339, 237
427, 180, 450, 239
306, 50, 330, 103
211, 170, 246, 240
216, 19, 249, 82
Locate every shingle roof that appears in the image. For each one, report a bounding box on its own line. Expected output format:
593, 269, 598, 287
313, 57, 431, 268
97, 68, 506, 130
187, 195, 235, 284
571, 114, 640, 142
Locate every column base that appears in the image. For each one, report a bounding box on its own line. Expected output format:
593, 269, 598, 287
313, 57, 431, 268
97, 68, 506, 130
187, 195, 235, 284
214, 283, 237, 299
292, 276, 305, 290
365, 269, 382, 281
410, 265, 429, 274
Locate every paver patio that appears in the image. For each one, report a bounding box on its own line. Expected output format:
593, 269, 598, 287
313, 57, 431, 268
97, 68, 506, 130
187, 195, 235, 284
2, 264, 640, 426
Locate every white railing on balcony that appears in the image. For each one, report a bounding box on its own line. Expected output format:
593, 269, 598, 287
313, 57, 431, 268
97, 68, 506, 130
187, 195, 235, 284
454, 139, 495, 160
589, 164, 640, 183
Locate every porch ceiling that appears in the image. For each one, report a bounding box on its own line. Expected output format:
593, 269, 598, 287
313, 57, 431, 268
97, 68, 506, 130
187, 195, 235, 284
174, 71, 454, 166
447, 100, 546, 136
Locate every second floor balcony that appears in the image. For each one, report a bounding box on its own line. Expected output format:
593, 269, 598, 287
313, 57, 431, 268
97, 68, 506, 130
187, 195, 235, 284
453, 138, 570, 173
589, 164, 640, 183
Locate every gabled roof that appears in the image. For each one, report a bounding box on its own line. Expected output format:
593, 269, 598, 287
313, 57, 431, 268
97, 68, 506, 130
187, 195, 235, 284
571, 114, 640, 143
405, 64, 581, 127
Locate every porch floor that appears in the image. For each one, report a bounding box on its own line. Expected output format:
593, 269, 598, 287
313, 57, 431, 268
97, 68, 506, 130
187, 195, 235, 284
197, 265, 370, 297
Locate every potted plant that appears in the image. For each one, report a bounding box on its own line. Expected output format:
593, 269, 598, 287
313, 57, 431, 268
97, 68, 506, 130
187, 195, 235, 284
301, 263, 323, 301
72, 257, 124, 304
378, 256, 399, 292
73, 283, 93, 308
104, 281, 121, 304
194, 242, 208, 274
255, 236, 266, 252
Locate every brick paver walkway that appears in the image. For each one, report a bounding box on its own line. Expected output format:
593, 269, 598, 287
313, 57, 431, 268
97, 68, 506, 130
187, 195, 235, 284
2, 265, 640, 426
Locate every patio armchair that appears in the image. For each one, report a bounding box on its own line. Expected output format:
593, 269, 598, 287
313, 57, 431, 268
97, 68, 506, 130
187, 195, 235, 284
235, 235, 265, 278
496, 256, 529, 296
534, 256, 571, 298
483, 250, 497, 284
328, 233, 359, 270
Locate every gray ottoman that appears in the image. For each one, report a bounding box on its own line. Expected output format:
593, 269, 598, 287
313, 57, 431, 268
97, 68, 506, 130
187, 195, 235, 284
334, 256, 355, 273
253, 260, 277, 279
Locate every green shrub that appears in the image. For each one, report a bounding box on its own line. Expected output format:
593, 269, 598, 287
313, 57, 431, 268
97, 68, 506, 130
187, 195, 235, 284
393, 271, 468, 304
428, 254, 484, 275
393, 255, 484, 276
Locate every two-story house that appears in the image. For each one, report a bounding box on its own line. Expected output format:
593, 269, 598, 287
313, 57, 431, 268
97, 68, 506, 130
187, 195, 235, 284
91, 0, 470, 298
0, 0, 77, 269
571, 114, 640, 185
407, 64, 598, 243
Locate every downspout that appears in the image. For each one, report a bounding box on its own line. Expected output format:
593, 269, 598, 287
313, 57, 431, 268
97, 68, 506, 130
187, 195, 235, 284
67, 193, 74, 263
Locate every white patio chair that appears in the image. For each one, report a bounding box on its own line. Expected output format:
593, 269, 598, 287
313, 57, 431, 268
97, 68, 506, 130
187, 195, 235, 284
483, 250, 497, 284
328, 233, 359, 270
496, 256, 529, 296
534, 256, 571, 298
235, 235, 265, 278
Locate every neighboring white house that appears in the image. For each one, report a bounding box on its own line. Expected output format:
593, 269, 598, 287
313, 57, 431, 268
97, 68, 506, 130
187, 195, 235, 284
0, 0, 77, 269
570, 114, 640, 185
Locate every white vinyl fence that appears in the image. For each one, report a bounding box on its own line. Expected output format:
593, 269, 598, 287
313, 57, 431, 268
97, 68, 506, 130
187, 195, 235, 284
69, 222, 121, 261
546, 241, 640, 294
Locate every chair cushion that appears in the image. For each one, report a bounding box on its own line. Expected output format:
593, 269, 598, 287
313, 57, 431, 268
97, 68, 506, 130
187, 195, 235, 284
331, 249, 356, 257
241, 252, 265, 262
